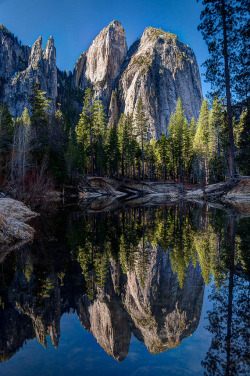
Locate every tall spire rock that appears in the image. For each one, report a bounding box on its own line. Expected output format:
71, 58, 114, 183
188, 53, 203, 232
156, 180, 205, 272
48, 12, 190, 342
73, 20, 127, 111
118, 27, 203, 138
30, 36, 43, 67
45, 36, 57, 100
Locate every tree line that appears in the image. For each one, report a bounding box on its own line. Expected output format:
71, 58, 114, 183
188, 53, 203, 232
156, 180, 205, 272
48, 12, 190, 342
0, 83, 249, 201
72, 90, 249, 183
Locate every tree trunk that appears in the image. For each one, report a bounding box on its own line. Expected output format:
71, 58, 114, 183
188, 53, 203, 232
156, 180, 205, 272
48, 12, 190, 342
142, 140, 145, 181
221, 0, 235, 178
90, 127, 94, 176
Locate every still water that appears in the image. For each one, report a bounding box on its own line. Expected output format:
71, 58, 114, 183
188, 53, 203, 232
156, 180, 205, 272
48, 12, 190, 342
0, 201, 249, 375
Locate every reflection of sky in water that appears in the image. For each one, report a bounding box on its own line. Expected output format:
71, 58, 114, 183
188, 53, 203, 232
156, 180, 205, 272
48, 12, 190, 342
0, 286, 213, 376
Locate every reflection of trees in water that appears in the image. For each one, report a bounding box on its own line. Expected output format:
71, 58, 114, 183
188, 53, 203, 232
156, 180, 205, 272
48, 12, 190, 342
0, 204, 249, 365
202, 275, 249, 376
202, 216, 250, 376
72, 204, 249, 294
71, 205, 249, 368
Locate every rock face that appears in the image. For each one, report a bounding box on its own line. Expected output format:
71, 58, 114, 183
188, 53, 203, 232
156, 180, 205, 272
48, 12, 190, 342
0, 26, 57, 117
118, 27, 203, 138
0, 26, 30, 90
73, 20, 127, 111
74, 23, 203, 138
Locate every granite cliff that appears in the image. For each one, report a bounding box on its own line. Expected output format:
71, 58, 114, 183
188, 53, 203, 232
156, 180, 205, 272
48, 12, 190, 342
118, 27, 203, 138
1, 21, 202, 137
0, 26, 57, 117
73, 20, 127, 112
73, 22, 203, 137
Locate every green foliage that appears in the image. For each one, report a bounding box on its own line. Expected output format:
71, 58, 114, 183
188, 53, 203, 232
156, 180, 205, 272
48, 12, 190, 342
0, 82, 248, 190
105, 123, 120, 176
134, 98, 148, 180
65, 204, 249, 292
168, 98, 190, 181
197, 0, 249, 103
235, 109, 250, 175
0, 102, 14, 163
29, 83, 51, 164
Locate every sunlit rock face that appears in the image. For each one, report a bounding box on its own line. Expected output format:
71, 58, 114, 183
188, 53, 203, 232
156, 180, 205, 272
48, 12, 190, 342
73, 20, 128, 111
74, 23, 202, 137
118, 27, 203, 138
0, 28, 57, 117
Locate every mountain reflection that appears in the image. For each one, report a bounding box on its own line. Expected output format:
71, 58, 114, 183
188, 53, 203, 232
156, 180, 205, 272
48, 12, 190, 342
0, 202, 249, 370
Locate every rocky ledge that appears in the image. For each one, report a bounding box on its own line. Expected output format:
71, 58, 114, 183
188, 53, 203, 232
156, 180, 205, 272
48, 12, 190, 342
78, 176, 250, 215
78, 177, 186, 200
0, 198, 38, 256
186, 177, 250, 202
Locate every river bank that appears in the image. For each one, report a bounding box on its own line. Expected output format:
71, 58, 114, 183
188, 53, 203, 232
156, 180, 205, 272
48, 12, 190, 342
1, 176, 249, 256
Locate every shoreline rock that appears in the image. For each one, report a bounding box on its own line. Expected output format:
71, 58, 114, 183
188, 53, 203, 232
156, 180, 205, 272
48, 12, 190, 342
0, 198, 38, 254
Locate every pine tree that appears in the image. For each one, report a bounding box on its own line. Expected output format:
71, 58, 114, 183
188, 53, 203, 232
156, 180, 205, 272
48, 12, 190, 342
168, 98, 188, 182
145, 139, 158, 180
209, 97, 227, 182
194, 99, 210, 184
197, 0, 249, 177
29, 83, 51, 166
66, 128, 78, 180
158, 133, 169, 180
0, 102, 14, 177
118, 114, 128, 176
168, 112, 176, 180
91, 99, 106, 175
235, 109, 250, 175
75, 88, 93, 174
11, 108, 31, 184
189, 117, 197, 182
209, 97, 224, 157
182, 117, 191, 181
105, 123, 120, 177
134, 98, 148, 180
48, 108, 67, 184
126, 114, 137, 179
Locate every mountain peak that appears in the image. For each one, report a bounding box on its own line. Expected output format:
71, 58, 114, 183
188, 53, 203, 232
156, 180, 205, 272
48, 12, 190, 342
108, 20, 123, 28
142, 26, 178, 43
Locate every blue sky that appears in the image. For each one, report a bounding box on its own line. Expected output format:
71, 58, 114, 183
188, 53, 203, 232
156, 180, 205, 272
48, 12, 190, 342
0, 0, 210, 95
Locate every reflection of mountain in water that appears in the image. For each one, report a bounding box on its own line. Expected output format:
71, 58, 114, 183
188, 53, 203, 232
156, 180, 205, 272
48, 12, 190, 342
0, 203, 248, 364
77, 246, 204, 361
0, 247, 204, 363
